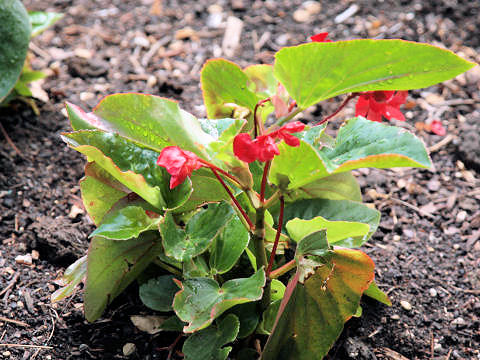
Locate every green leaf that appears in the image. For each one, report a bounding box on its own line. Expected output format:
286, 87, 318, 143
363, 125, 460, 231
91, 205, 161, 240
282, 199, 380, 247
85, 232, 163, 321
364, 281, 392, 306
287, 216, 370, 247
229, 303, 259, 338
262, 249, 375, 360
0, 0, 31, 102
183, 256, 210, 278
80, 162, 127, 226
258, 299, 281, 335
295, 230, 329, 258
173, 268, 266, 332
66, 94, 213, 158
201, 59, 259, 119
139, 275, 178, 311
28, 11, 63, 37
244, 64, 277, 97
182, 314, 240, 360
160, 202, 238, 262
209, 211, 249, 274
62, 130, 192, 210
51, 256, 87, 303
274, 40, 476, 109
287, 172, 361, 202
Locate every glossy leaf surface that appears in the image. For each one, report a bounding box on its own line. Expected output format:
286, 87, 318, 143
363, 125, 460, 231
182, 314, 240, 360
173, 268, 265, 332
274, 40, 476, 108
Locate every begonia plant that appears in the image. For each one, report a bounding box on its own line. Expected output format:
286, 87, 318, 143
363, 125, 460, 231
53, 32, 475, 359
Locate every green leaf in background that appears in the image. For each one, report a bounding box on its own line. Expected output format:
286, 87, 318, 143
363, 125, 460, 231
62, 130, 192, 210
201, 59, 259, 119
173, 268, 266, 332
80, 162, 128, 225
364, 281, 392, 306
274, 40, 476, 109
85, 232, 163, 321
29, 11, 63, 37
287, 217, 370, 247
160, 202, 238, 262
262, 249, 375, 360
90, 205, 161, 240
209, 211, 249, 274
244, 64, 277, 98
139, 275, 178, 311
0, 0, 31, 102
66, 94, 213, 158
183, 256, 210, 278
281, 199, 380, 247
51, 256, 87, 303
286, 172, 362, 202
228, 303, 259, 339
182, 314, 240, 360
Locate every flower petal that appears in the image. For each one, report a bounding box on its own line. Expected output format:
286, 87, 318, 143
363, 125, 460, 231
233, 133, 258, 163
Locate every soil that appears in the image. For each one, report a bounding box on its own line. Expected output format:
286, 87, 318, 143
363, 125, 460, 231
1, 0, 479, 359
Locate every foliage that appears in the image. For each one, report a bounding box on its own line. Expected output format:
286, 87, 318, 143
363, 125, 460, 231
55, 33, 475, 359
0, 0, 62, 107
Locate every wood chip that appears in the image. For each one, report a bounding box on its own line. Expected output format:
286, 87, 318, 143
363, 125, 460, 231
222, 16, 243, 57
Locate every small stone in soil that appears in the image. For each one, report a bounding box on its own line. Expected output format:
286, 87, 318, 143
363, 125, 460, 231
123, 343, 136, 356
429, 288, 438, 297
400, 300, 412, 311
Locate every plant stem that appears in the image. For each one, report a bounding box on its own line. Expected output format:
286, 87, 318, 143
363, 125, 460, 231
254, 98, 270, 138
262, 190, 280, 209
153, 259, 182, 277
210, 167, 255, 231
266, 196, 284, 278
269, 259, 296, 279
260, 160, 271, 203
199, 160, 243, 188
276, 107, 303, 127
253, 208, 270, 310
316, 93, 359, 126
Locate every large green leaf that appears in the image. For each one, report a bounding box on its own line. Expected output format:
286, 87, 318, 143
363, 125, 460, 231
139, 275, 178, 311
244, 64, 277, 98
182, 314, 240, 360
29, 11, 63, 37
262, 249, 375, 360
209, 211, 250, 274
80, 162, 127, 225
0, 0, 31, 102
160, 202, 238, 262
201, 59, 259, 119
85, 232, 163, 321
90, 205, 161, 240
274, 40, 476, 109
270, 117, 432, 190
286, 216, 370, 247
281, 199, 380, 247
62, 130, 192, 210
66, 94, 213, 158
173, 268, 266, 332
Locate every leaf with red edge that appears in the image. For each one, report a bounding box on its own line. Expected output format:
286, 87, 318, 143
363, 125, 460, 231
262, 249, 375, 360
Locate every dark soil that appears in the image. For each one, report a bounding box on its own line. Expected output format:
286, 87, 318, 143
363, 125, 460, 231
1, 0, 479, 359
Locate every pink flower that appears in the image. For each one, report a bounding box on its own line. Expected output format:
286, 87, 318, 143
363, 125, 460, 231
233, 122, 305, 163
157, 146, 203, 189
355, 91, 408, 122
310, 32, 332, 42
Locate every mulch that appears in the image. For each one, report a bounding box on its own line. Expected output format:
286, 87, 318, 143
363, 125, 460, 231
0, 0, 479, 359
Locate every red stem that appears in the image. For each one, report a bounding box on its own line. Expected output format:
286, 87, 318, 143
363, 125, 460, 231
266, 195, 284, 277
210, 167, 254, 231
260, 160, 271, 203
199, 160, 243, 187
288, 100, 297, 113
316, 93, 359, 126
254, 98, 271, 138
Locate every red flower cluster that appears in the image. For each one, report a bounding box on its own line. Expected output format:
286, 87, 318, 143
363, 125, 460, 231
355, 91, 408, 122
310, 32, 332, 43
157, 146, 203, 189
233, 122, 305, 163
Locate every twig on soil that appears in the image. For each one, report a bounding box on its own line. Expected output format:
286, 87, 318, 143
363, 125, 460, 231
31, 310, 56, 359
430, 331, 434, 359
428, 134, 454, 153
0, 122, 24, 158
0, 329, 6, 342
0, 316, 29, 328
388, 197, 436, 219
0, 344, 53, 349
445, 348, 453, 360
0, 273, 19, 297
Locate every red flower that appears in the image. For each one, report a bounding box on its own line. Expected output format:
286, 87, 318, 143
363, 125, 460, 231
310, 32, 332, 42
233, 122, 305, 163
355, 91, 408, 122
157, 146, 203, 189
430, 119, 446, 136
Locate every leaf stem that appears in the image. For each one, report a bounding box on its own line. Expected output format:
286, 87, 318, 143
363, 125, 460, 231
253, 208, 270, 310
315, 93, 359, 126
260, 160, 271, 203
254, 98, 271, 138
262, 190, 280, 209
276, 107, 303, 127
199, 160, 243, 188
269, 259, 296, 279
210, 167, 255, 231
266, 196, 284, 278
153, 259, 182, 277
